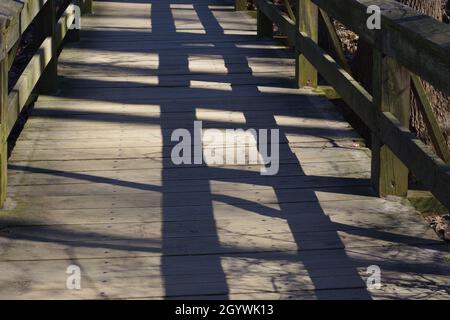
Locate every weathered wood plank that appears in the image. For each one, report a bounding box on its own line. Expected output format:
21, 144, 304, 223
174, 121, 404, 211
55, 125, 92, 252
0, 35, 7, 206
411, 75, 450, 165
0, 245, 447, 299
371, 52, 410, 197
1, 0, 449, 300
295, 0, 318, 88
0, 198, 419, 228
257, 4, 273, 38
0, 0, 63, 54
318, 9, 352, 75
79, 0, 94, 15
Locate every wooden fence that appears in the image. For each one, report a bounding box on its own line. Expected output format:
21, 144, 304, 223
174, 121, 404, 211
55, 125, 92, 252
0, 0, 93, 205
244, 0, 450, 210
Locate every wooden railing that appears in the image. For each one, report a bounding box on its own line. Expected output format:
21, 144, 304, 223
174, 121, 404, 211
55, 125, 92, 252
246, 0, 450, 209
0, 0, 93, 206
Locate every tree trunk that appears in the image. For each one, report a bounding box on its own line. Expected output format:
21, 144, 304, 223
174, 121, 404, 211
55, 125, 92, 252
401, 0, 443, 18
353, 0, 450, 150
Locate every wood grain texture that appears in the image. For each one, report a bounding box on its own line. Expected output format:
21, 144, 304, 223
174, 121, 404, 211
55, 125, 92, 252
295, 0, 318, 88
255, 0, 450, 209
411, 75, 450, 165
0, 0, 449, 300
371, 52, 410, 197
0, 42, 7, 205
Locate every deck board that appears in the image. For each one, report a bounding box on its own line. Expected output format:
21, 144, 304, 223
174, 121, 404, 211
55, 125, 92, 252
0, 0, 449, 299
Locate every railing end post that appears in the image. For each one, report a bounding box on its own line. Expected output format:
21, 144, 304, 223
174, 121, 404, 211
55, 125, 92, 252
295, 0, 318, 88
36, 0, 58, 94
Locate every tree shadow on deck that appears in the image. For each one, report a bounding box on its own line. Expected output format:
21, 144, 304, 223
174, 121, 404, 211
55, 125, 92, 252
2, 0, 449, 299
153, 0, 372, 299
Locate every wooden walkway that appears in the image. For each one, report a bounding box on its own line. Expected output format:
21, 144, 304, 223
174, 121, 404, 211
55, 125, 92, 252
0, 0, 449, 299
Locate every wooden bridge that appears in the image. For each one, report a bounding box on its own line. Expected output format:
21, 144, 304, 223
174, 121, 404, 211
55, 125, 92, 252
0, 0, 449, 299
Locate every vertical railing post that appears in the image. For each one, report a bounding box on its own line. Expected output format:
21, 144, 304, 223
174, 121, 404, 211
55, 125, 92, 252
37, 0, 58, 94
80, 0, 94, 15
257, 3, 273, 38
235, 0, 247, 11
0, 30, 8, 207
295, 0, 318, 88
371, 47, 410, 197
67, 4, 82, 42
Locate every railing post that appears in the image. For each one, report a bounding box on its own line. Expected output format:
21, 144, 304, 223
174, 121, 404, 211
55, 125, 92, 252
235, 0, 247, 11
37, 0, 58, 94
371, 48, 410, 197
67, 4, 82, 42
295, 0, 318, 88
257, 3, 272, 38
0, 31, 7, 207
79, 0, 94, 15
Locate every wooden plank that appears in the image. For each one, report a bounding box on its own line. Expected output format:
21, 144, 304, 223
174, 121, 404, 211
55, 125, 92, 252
377, 112, 450, 209
28, 86, 311, 104
7, 171, 370, 196
8, 158, 370, 181
6, 185, 376, 211
411, 75, 450, 165
0, 38, 7, 206
0, 0, 57, 53
0, 212, 441, 259
295, 0, 318, 88
282, 0, 295, 21
0, 198, 417, 227
26, 98, 334, 116
0, 245, 447, 299
318, 9, 352, 75
257, 5, 273, 38
371, 51, 410, 197
9, 142, 370, 162
7, 38, 53, 135
0, 225, 440, 265
36, 0, 57, 94
0, 0, 24, 53
79, 0, 94, 15
58, 60, 294, 78
57, 73, 295, 89
0, 16, 7, 61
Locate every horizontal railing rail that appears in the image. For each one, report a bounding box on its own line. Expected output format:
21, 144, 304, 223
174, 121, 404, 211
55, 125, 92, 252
0, 0, 93, 206
252, 0, 450, 209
